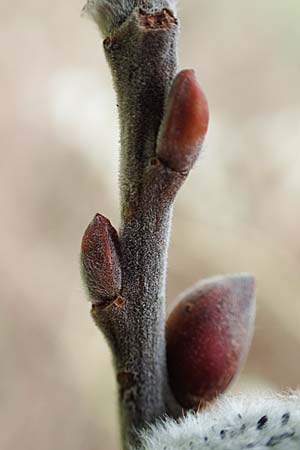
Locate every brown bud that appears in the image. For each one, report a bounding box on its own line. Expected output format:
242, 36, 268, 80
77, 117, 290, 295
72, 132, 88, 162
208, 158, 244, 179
166, 274, 255, 410
81, 213, 122, 305
156, 69, 209, 173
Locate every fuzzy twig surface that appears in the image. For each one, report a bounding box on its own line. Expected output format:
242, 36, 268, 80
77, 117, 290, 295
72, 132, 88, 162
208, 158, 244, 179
81, 1, 210, 449
83, 1, 183, 448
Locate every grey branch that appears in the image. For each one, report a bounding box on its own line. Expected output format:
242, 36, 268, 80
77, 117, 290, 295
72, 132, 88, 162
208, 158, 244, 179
80, 1, 255, 450
81, 3, 184, 447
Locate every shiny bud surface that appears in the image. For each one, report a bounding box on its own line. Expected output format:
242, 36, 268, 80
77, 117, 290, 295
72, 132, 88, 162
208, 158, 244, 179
157, 69, 209, 173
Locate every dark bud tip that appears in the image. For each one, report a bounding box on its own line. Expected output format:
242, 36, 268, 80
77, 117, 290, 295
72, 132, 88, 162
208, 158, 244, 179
156, 69, 209, 173
166, 274, 255, 410
81, 213, 122, 305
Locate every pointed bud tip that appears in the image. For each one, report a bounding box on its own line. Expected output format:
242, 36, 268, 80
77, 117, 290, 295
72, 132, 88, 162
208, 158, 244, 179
81, 213, 113, 253
226, 272, 255, 289
229, 272, 255, 305
92, 212, 110, 225
207, 273, 256, 314
93, 212, 105, 223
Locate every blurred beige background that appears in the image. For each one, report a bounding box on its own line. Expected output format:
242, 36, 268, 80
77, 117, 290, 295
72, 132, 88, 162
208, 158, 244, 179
1, 1, 300, 449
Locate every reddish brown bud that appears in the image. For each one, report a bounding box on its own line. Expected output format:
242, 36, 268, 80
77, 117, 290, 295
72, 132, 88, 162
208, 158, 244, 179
166, 274, 255, 410
81, 213, 122, 305
156, 69, 209, 173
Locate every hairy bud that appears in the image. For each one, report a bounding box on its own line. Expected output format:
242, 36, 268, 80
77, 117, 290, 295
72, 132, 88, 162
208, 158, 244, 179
81, 213, 122, 306
136, 393, 300, 450
156, 69, 209, 173
166, 274, 255, 409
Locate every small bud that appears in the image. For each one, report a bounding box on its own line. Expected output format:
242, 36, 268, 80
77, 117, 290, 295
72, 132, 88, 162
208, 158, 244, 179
81, 213, 122, 305
166, 274, 255, 410
156, 69, 209, 173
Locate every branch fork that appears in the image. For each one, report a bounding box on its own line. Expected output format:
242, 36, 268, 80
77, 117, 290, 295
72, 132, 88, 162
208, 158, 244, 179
80, 2, 256, 449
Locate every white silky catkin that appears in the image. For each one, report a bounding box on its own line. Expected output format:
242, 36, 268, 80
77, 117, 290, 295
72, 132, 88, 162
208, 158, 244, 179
134, 393, 300, 450
83, 0, 177, 36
